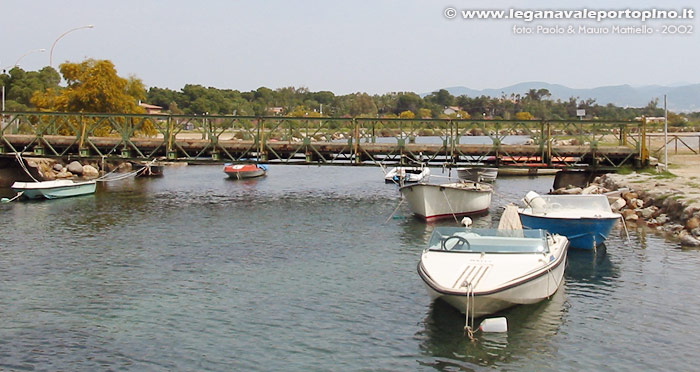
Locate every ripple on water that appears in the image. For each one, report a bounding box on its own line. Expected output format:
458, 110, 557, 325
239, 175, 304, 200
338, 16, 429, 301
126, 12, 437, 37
2, 167, 700, 371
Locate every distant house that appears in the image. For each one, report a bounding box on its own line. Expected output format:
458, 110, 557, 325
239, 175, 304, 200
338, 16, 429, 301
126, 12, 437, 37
443, 106, 461, 115
635, 116, 665, 124
139, 102, 163, 115
267, 107, 284, 115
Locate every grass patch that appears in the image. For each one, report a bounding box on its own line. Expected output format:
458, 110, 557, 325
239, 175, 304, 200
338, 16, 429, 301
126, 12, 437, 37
686, 182, 700, 188
652, 171, 678, 179
617, 165, 635, 175
671, 195, 685, 200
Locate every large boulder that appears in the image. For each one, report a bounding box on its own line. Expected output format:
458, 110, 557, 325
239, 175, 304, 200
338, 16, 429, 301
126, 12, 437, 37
82, 164, 99, 178
67, 161, 84, 175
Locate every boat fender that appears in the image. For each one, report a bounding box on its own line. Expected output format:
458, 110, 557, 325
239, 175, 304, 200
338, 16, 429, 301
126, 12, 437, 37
461, 217, 472, 227
479, 317, 508, 333
523, 191, 546, 212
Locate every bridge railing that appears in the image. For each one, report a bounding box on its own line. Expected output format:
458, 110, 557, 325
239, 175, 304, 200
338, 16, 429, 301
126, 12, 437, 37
0, 111, 647, 167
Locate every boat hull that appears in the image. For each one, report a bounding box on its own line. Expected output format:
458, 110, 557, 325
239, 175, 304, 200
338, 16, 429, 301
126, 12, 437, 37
12, 180, 97, 199
399, 183, 491, 221
519, 213, 618, 250
457, 167, 498, 182
225, 169, 266, 179
418, 243, 567, 317
224, 164, 267, 179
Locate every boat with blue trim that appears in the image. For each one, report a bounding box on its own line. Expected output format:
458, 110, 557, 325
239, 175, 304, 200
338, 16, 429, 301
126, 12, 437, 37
518, 191, 621, 250
11, 179, 97, 199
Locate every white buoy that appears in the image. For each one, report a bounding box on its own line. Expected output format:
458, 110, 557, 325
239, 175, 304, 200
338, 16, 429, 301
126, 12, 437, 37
461, 217, 472, 227
479, 317, 508, 333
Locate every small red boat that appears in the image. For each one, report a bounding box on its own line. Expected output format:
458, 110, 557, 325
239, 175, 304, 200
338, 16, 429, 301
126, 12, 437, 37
223, 163, 268, 179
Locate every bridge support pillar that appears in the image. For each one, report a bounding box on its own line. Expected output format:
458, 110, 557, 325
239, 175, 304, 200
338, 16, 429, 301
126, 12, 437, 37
167, 150, 178, 160
34, 146, 45, 156
79, 147, 90, 157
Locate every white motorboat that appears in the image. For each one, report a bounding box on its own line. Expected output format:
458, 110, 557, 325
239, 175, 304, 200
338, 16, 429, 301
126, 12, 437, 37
457, 167, 498, 182
384, 166, 430, 184
399, 182, 492, 221
417, 227, 568, 317
518, 191, 622, 250
11, 179, 97, 199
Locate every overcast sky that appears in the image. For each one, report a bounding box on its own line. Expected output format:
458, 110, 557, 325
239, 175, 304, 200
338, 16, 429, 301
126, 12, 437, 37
2, 0, 697, 94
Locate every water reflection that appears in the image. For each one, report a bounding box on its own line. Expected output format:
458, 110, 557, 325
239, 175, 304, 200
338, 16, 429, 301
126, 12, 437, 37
565, 245, 619, 285
417, 286, 567, 370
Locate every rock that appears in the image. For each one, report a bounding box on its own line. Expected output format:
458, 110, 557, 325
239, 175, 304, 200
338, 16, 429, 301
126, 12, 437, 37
117, 162, 133, 172
581, 185, 601, 194
623, 210, 639, 221
686, 216, 700, 230
692, 227, 700, 237
67, 161, 84, 175
656, 214, 669, 225
82, 165, 99, 178
641, 206, 659, 219
679, 232, 700, 247
630, 198, 644, 209
622, 192, 638, 202
610, 197, 626, 212
53, 163, 63, 172
561, 187, 583, 195
664, 224, 685, 233
55, 170, 73, 179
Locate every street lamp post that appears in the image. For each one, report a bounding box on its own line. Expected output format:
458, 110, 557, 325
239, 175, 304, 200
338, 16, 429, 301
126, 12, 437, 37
50, 25, 95, 67
13, 48, 46, 68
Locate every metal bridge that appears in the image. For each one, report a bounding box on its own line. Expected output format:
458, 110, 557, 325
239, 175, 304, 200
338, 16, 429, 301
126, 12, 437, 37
0, 111, 650, 170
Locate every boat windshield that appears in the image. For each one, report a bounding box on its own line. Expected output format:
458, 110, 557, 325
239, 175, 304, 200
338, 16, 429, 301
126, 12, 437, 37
527, 194, 613, 214
427, 227, 549, 254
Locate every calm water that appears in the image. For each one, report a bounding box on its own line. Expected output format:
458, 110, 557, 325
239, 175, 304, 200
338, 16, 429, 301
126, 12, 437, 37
1, 165, 700, 371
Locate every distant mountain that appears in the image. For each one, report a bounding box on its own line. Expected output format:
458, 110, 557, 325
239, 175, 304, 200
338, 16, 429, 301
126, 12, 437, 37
424, 82, 700, 112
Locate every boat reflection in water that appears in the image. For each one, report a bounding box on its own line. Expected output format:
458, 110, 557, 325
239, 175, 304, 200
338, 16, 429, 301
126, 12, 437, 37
416, 286, 567, 370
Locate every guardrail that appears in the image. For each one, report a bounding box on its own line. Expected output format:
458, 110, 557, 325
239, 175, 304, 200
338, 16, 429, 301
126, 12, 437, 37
0, 111, 647, 168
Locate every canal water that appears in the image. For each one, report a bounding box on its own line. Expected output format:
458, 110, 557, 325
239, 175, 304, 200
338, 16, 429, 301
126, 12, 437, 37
1, 165, 699, 371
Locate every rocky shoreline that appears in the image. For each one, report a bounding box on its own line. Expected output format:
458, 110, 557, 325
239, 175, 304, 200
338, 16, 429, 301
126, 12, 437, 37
0, 158, 135, 187
554, 172, 700, 247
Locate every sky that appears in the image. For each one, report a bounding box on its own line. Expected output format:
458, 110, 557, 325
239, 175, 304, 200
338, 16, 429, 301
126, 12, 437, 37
2, 0, 698, 94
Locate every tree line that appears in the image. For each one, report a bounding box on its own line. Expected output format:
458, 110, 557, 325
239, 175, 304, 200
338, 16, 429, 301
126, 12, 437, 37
0, 59, 695, 126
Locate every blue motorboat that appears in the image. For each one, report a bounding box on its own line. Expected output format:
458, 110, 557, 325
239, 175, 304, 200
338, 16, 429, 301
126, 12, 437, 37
518, 192, 621, 250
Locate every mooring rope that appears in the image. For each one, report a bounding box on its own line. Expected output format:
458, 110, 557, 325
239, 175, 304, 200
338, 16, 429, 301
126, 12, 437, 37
14, 153, 39, 182
384, 198, 405, 224
620, 216, 631, 243
96, 159, 158, 182
1, 191, 24, 203
464, 282, 476, 341
441, 188, 461, 223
